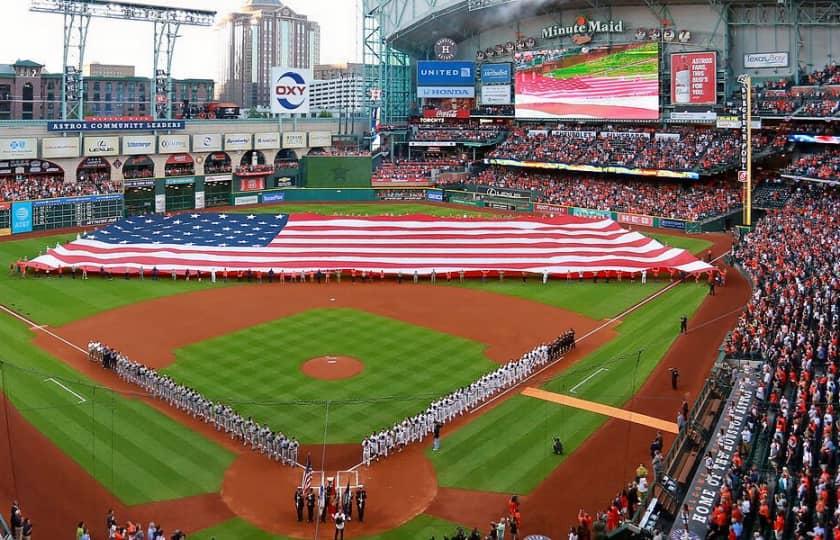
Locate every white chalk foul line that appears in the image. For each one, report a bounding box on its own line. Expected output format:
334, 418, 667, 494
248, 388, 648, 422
569, 367, 609, 394
0, 304, 87, 354
44, 377, 87, 403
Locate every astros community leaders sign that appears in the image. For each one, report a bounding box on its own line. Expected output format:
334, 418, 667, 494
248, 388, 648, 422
47, 120, 185, 132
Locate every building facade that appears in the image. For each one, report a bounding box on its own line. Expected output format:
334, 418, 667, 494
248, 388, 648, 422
0, 60, 213, 120
216, 0, 321, 109
310, 63, 364, 115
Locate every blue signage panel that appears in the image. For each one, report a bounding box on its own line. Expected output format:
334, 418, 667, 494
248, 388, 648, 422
480, 63, 512, 84
417, 61, 475, 86
426, 190, 444, 202
11, 201, 32, 234
660, 218, 686, 230
47, 120, 185, 132
262, 192, 286, 203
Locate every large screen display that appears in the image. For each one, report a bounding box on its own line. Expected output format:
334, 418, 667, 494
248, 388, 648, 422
514, 42, 659, 120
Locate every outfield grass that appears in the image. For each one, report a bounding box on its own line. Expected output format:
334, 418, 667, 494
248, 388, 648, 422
164, 308, 497, 444
0, 235, 231, 326
189, 514, 465, 540
648, 232, 713, 256
429, 282, 707, 494
0, 314, 234, 505
237, 202, 491, 217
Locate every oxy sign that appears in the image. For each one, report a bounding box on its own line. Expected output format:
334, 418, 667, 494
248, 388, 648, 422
270, 67, 311, 114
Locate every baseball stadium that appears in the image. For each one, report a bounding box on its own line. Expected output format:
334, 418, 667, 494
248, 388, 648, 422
0, 0, 838, 539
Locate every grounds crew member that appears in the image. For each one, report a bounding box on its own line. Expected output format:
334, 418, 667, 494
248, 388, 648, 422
294, 487, 304, 522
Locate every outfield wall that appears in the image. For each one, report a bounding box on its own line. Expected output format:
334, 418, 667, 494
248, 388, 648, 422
300, 156, 373, 188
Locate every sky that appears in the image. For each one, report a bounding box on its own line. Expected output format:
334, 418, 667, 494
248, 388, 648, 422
1, 0, 361, 78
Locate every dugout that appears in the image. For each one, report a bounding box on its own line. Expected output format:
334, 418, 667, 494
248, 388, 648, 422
164, 177, 195, 211
203, 173, 232, 207
123, 179, 155, 216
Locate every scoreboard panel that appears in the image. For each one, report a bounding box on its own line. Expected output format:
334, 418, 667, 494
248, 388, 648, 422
30, 194, 124, 231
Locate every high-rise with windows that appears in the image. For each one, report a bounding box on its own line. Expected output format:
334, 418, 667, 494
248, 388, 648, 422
216, 0, 321, 109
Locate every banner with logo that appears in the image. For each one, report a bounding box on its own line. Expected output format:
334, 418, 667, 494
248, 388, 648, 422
409, 141, 457, 147
0, 138, 38, 160
617, 213, 654, 227
480, 63, 512, 84
671, 111, 717, 121
480, 85, 512, 105
154, 194, 165, 213
193, 133, 222, 152
158, 134, 190, 154
262, 191, 286, 203
533, 203, 566, 215
204, 174, 233, 183
417, 61, 475, 86
422, 108, 471, 119
671, 51, 717, 106
659, 218, 686, 230
570, 207, 612, 219
254, 132, 281, 150
164, 177, 195, 186
417, 86, 475, 98
11, 201, 33, 234
426, 189, 444, 202
282, 132, 307, 149
270, 67, 311, 114
240, 178, 265, 192
308, 131, 332, 147
716, 116, 741, 129
234, 195, 259, 206
84, 136, 119, 156
122, 135, 156, 155
224, 133, 252, 151
41, 137, 80, 159
195, 191, 205, 210
743, 52, 789, 69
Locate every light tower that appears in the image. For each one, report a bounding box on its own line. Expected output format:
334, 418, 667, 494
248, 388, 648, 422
30, 0, 216, 120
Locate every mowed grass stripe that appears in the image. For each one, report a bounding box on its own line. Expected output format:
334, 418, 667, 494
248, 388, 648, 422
165, 308, 496, 444
430, 283, 707, 493
0, 314, 234, 505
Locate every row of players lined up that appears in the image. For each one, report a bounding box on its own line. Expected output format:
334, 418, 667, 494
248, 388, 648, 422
361, 329, 576, 465
87, 341, 301, 466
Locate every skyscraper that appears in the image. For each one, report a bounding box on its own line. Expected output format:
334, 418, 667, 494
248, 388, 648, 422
216, 0, 320, 109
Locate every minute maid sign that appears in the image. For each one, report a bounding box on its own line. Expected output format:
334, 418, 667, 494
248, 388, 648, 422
542, 15, 625, 41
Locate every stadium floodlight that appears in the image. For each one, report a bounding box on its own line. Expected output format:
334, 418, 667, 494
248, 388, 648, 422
468, 0, 519, 12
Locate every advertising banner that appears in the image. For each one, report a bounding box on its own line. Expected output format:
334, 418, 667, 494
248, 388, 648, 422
570, 207, 612, 219
417, 61, 475, 86
192, 133, 222, 152
254, 132, 281, 150
158, 134, 190, 154
282, 132, 307, 149
671, 51, 717, 105
224, 133, 252, 151
121, 135, 156, 156
0, 138, 38, 160
743, 52, 789, 69
154, 194, 165, 213
48, 120, 184, 132
11, 201, 33, 234
659, 218, 686, 230
262, 191, 286, 203
480, 63, 512, 84
422, 108, 471, 119
83, 136, 119, 156
234, 195, 259, 206
481, 85, 512, 105
426, 190, 444, 202
124, 179, 154, 188
617, 212, 654, 227
409, 141, 457, 147
308, 131, 332, 147
533, 203, 566, 214
670, 111, 717, 121
270, 67, 311, 114
204, 174, 233, 183
417, 86, 475, 98
41, 137, 80, 159
195, 191, 205, 210
240, 178, 265, 192
164, 177, 195, 186
716, 116, 741, 129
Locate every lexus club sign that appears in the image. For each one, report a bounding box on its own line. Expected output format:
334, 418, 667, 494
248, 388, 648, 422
270, 67, 311, 114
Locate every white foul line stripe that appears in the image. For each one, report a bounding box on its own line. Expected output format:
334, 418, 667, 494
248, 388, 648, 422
0, 304, 87, 354
569, 368, 610, 394
44, 377, 87, 403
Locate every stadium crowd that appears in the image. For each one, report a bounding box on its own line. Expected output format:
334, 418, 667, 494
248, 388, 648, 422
783, 148, 840, 182
362, 330, 576, 464
709, 182, 840, 539
411, 126, 503, 143
463, 167, 743, 222
88, 341, 301, 466
752, 63, 840, 118
372, 159, 464, 186
488, 126, 746, 173
1, 174, 120, 202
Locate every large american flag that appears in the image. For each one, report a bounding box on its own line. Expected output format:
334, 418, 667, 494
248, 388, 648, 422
25, 212, 713, 276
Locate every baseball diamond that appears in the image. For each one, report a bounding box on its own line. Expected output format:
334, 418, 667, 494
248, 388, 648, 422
1, 1, 837, 539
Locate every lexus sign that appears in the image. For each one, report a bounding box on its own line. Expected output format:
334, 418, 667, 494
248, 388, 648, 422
270, 67, 311, 114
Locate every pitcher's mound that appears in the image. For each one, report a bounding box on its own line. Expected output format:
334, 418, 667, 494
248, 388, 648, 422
301, 356, 364, 380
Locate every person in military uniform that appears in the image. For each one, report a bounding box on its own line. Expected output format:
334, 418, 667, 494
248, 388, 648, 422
355, 485, 367, 523
306, 488, 316, 523
294, 487, 304, 522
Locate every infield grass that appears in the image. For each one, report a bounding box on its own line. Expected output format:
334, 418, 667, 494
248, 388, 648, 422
429, 282, 707, 494
189, 514, 465, 540
164, 308, 497, 444
0, 314, 234, 505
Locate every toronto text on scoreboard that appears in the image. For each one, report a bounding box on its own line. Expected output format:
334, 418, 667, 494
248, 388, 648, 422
47, 120, 186, 132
